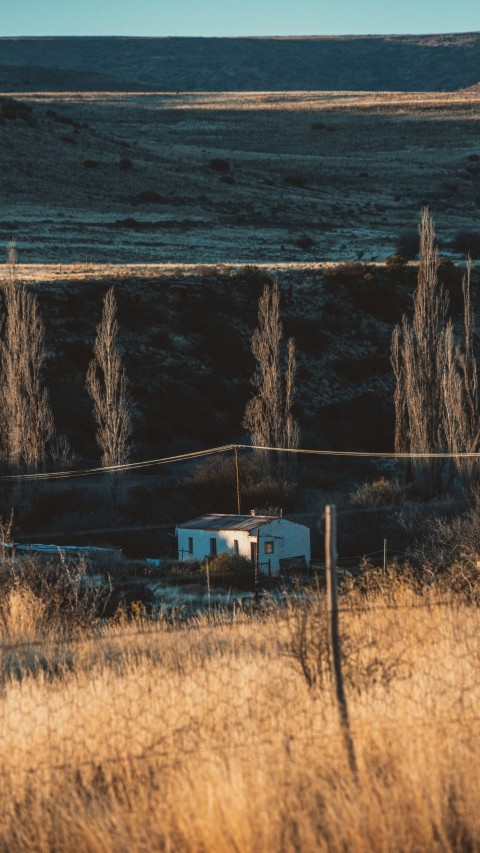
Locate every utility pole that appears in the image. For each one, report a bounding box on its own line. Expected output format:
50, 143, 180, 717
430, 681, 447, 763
234, 446, 241, 515
325, 505, 357, 777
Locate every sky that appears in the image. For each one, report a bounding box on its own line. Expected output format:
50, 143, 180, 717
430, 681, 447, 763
2, 0, 480, 37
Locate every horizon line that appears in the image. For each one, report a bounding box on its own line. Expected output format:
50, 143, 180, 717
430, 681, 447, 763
1, 31, 479, 39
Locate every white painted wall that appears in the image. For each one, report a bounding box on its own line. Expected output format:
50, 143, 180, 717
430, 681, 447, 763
176, 518, 310, 576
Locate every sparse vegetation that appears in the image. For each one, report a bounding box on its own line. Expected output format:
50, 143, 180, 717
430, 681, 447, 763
3, 42, 480, 849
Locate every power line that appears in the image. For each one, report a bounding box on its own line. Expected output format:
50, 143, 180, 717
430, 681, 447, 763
0, 440, 480, 484
0, 444, 234, 483
240, 443, 480, 460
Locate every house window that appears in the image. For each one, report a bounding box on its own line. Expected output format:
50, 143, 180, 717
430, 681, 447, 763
210, 538, 217, 556
264, 541, 274, 554
233, 540, 239, 554
188, 537, 193, 555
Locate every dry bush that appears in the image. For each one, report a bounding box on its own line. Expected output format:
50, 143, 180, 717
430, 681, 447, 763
350, 477, 406, 507
411, 491, 480, 572
0, 554, 102, 642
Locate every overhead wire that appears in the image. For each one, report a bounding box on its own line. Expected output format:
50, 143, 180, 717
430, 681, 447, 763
0, 443, 235, 482
0, 441, 478, 484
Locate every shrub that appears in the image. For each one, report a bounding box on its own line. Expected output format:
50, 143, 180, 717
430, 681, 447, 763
396, 230, 419, 260
385, 253, 407, 271
118, 158, 133, 170
0, 98, 34, 122
284, 316, 326, 356
0, 555, 102, 640
295, 235, 315, 250
452, 231, 480, 259
202, 552, 252, 581
335, 354, 389, 381
135, 191, 163, 203
284, 174, 307, 188
324, 262, 370, 287
83, 159, 98, 168
350, 477, 406, 508
339, 270, 399, 321
114, 217, 142, 229
210, 158, 230, 172
229, 265, 274, 299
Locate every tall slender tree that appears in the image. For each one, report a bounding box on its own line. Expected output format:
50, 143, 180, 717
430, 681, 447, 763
86, 287, 132, 504
0, 249, 54, 472
243, 281, 300, 455
392, 209, 479, 493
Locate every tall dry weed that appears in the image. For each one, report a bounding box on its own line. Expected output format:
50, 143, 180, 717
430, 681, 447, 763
0, 583, 479, 850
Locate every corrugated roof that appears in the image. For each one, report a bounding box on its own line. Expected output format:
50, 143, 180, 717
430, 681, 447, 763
177, 513, 279, 532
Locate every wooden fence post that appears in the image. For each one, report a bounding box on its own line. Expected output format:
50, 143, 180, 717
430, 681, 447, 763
205, 558, 211, 613
254, 528, 260, 601
325, 504, 358, 777
383, 538, 387, 575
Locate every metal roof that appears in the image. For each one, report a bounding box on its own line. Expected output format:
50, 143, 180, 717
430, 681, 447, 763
177, 513, 279, 532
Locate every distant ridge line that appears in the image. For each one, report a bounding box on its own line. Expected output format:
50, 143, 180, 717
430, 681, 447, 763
0, 34, 478, 93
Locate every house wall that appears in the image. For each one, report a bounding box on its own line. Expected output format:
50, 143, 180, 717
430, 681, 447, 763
177, 518, 310, 576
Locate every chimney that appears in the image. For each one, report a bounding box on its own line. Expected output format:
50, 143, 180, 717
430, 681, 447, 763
250, 509, 256, 516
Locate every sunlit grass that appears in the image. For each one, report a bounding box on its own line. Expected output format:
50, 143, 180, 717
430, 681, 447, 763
5, 90, 480, 115
1, 576, 480, 851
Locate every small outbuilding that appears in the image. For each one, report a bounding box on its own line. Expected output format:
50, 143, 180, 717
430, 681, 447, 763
176, 512, 311, 576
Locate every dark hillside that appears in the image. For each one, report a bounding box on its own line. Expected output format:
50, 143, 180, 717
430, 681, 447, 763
0, 35, 479, 92
3, 260, 474, 554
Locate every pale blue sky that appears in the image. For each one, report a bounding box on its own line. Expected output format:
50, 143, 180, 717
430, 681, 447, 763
2, 0, 480, 37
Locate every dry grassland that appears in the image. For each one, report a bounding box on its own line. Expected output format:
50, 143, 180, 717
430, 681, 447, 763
2, 90, 479, 263
1, 578, 480, 851
10, 90, 480, 114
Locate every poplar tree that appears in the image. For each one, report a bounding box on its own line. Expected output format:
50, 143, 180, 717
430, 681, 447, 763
243, 281, 300, 454
391, 209, 479, 493
0, 245, 54, 472
86, 287, 132, 504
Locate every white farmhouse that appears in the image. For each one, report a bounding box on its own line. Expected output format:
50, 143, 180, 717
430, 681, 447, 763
176, 512, 310, 576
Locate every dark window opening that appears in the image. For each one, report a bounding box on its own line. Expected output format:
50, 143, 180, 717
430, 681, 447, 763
233, 540, 239, 554
264, 541, 274, 554
188, 537, 193, 555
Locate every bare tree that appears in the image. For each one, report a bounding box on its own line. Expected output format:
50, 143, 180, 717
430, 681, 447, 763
86, 287, 132, 503
440, 260, 479, 485
243, 281, 300, 456
6, 238, 17, 271
0, 259, 54, 473
392, 210, 479, 494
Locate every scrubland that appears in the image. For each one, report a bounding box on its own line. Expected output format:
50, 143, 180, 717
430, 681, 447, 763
1, 571, 480, 851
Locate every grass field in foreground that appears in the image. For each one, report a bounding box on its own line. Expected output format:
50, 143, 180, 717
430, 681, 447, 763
1, 576, 480, 851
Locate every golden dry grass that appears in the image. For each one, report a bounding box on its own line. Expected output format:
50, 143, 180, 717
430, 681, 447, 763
6, 90, 480, 115
1, 579, 480, 851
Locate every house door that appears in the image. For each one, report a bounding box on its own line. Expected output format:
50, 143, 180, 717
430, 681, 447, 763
250, 541, 257, 565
